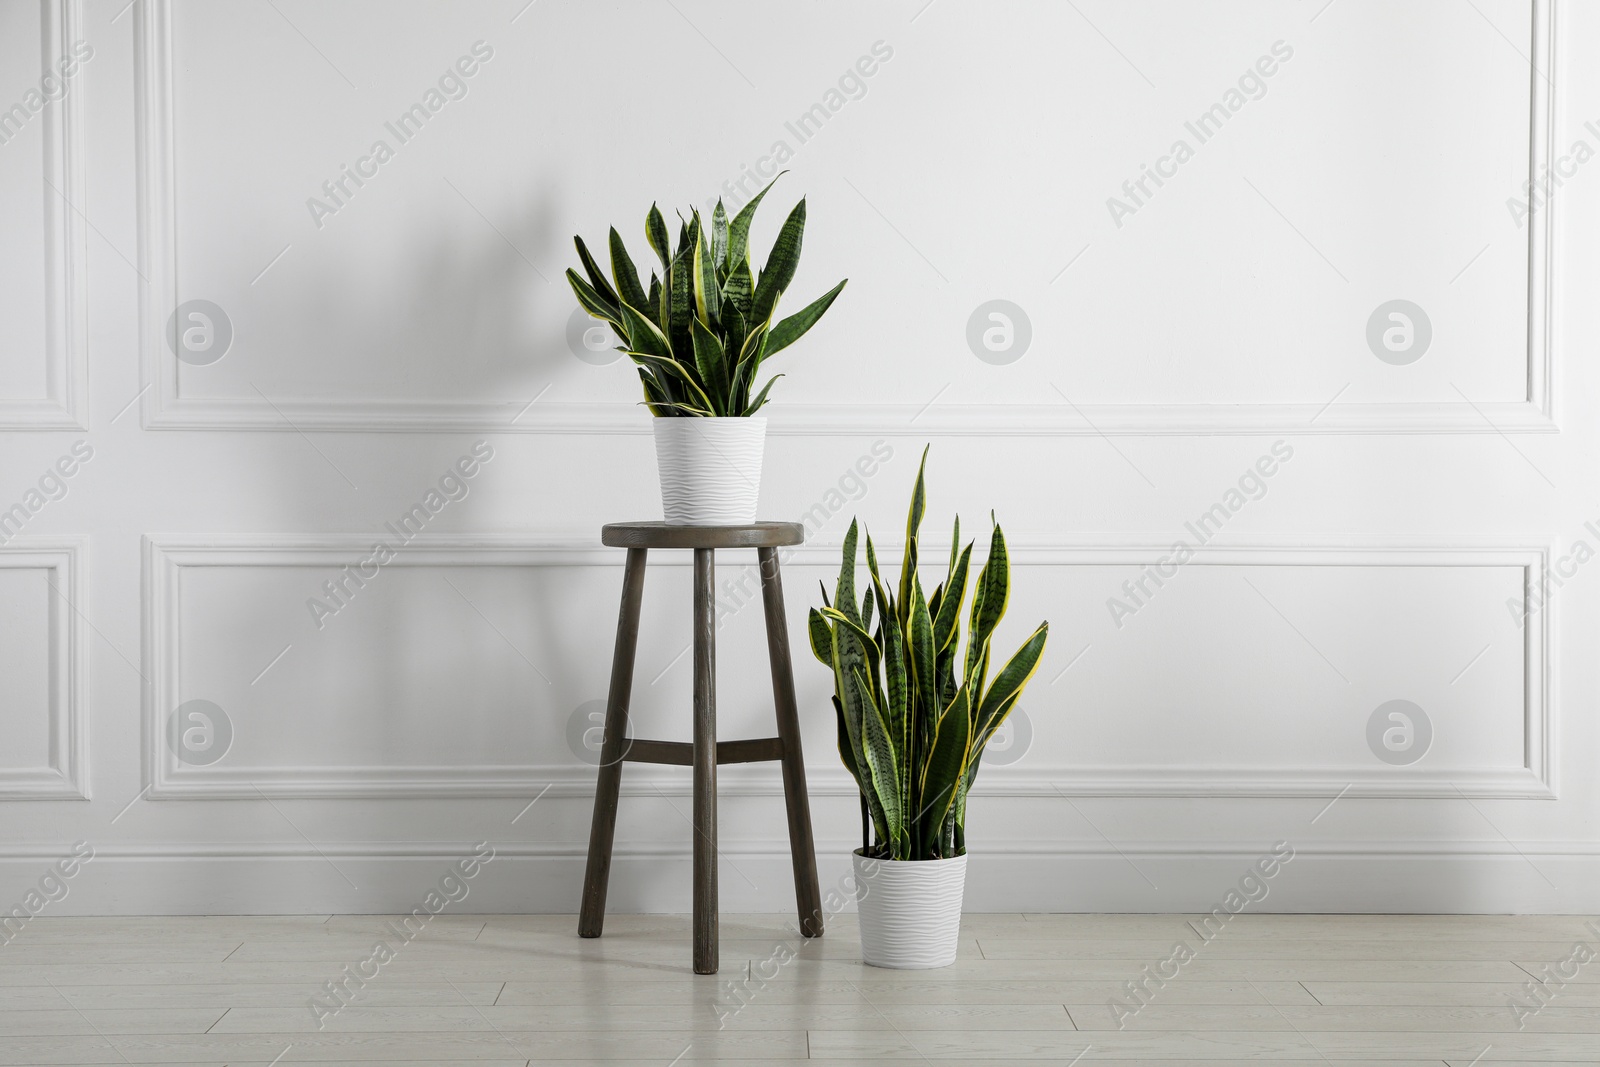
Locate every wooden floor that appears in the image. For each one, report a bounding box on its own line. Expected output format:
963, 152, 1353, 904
0, 912, 1595, 1064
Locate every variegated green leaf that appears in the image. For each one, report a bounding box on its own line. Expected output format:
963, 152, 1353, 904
690, 318, 729, 415
764, 278, 846, 358
619, 302, 671, 360
564, 269, 623, 335
973, 622, 1048, 748
727, 173, 783, 267
646, 203, 672, 273
711, 199, 729, 274
853, 668, 903, 856
966, 521, 1010, 690
898, 445, 929, 621
751, 198, 806, 326
807, 607, 832, 666
746, 374, 783, 414
932, 542, 972, 655
836, 519, 861, 628
919, 682, 972, 855
573, 235, 620, 307
722, 259, 753, 320
692, 226, 721, 325
608, 227, 650, 318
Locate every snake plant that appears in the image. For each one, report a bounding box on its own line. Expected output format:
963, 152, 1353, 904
809, 449, 1050, 861
564, 177, 846, 417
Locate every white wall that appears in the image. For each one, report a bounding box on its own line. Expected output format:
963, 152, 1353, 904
1, 0, 1596, 914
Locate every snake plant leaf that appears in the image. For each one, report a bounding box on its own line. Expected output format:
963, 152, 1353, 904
647, 399, 717, 417
820, 606, 878, 658
722, 259, 753, 320
973, 622, 1048, 746
738, 320, 770, 368
625, 350, 715, 412
836, 519, 861, 628
854, 668, 903, 854
830, 626, 873, 837
692, 226, 721, 325
727, 172, 784, 268
919, 682, 972, 855
636, 368, 670, 416
608, 227, 650, 319
668, 247, 693, 355
898, 446, 930, 620
932, 542, 973, 655
646, 272, 660, 316
745, 374, 784, 415
862, 585, 874, 635
764, 278, 847, 359
832, 692, 864, 795
564, 269, 624, 335
871, 561, 911, 815
711, 199, 729, 274
646, 203, 672, 273
751, 198, 807, 326
619, 302, 672, 360
573, 235, 620, 308
807, 607, 833, 666
728, 350, 754, 415
907, 570, 936, 762
866, 536, 893, 620
721, 302, 749, 375
690, 318, 730, 415
966, 521, 1011, 690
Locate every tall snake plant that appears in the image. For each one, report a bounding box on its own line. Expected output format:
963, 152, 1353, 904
808, 449, 1050, 861
564, 177, 847, 417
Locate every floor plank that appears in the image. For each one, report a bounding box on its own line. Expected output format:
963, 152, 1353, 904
3, 913, 1597, 1062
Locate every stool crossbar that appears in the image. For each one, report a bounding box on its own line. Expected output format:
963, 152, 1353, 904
578, 522, 823, 974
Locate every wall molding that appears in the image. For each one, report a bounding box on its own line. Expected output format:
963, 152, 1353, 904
1, 0, 89, 431
9, 840, 1600, 914
5, 838, 1599, 860
0, 539, 88, 799
143, 535, 1551, 801
133, 0, 1558, 436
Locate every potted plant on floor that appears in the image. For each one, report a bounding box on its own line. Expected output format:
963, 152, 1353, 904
565, 179, 847, 525
808, 449, 1049, 968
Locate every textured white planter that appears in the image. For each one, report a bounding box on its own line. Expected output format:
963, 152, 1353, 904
853, 849, 968, 969
652, 416, 767, 525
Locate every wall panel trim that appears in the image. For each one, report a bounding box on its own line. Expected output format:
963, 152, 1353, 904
142, 535, 1551, 801
2, 0, 89, 431
132, 0, 1558, 436
0, 538, 89, 799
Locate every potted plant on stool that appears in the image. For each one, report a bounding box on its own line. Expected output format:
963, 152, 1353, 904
565, 178, 847, 525
809, 449, 1049, 968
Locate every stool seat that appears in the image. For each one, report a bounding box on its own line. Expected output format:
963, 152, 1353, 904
601, 521, 804, 549
578, 521, 822, 975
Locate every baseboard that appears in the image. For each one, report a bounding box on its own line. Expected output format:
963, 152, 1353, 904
5, 842, 1599, 915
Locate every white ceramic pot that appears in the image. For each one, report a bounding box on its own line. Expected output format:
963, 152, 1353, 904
852, 849, 968, 969
652, 416, 767, 525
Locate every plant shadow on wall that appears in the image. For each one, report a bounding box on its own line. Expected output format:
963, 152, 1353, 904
168, 187, 571, 855
260, 186, 565, 400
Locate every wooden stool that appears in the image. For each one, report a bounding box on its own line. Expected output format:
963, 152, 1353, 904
578, 521, 823, 974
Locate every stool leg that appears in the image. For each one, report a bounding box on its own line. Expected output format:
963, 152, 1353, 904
692, 547, 718, 975
758, 547, 824, 938
578, 547, 648, 939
